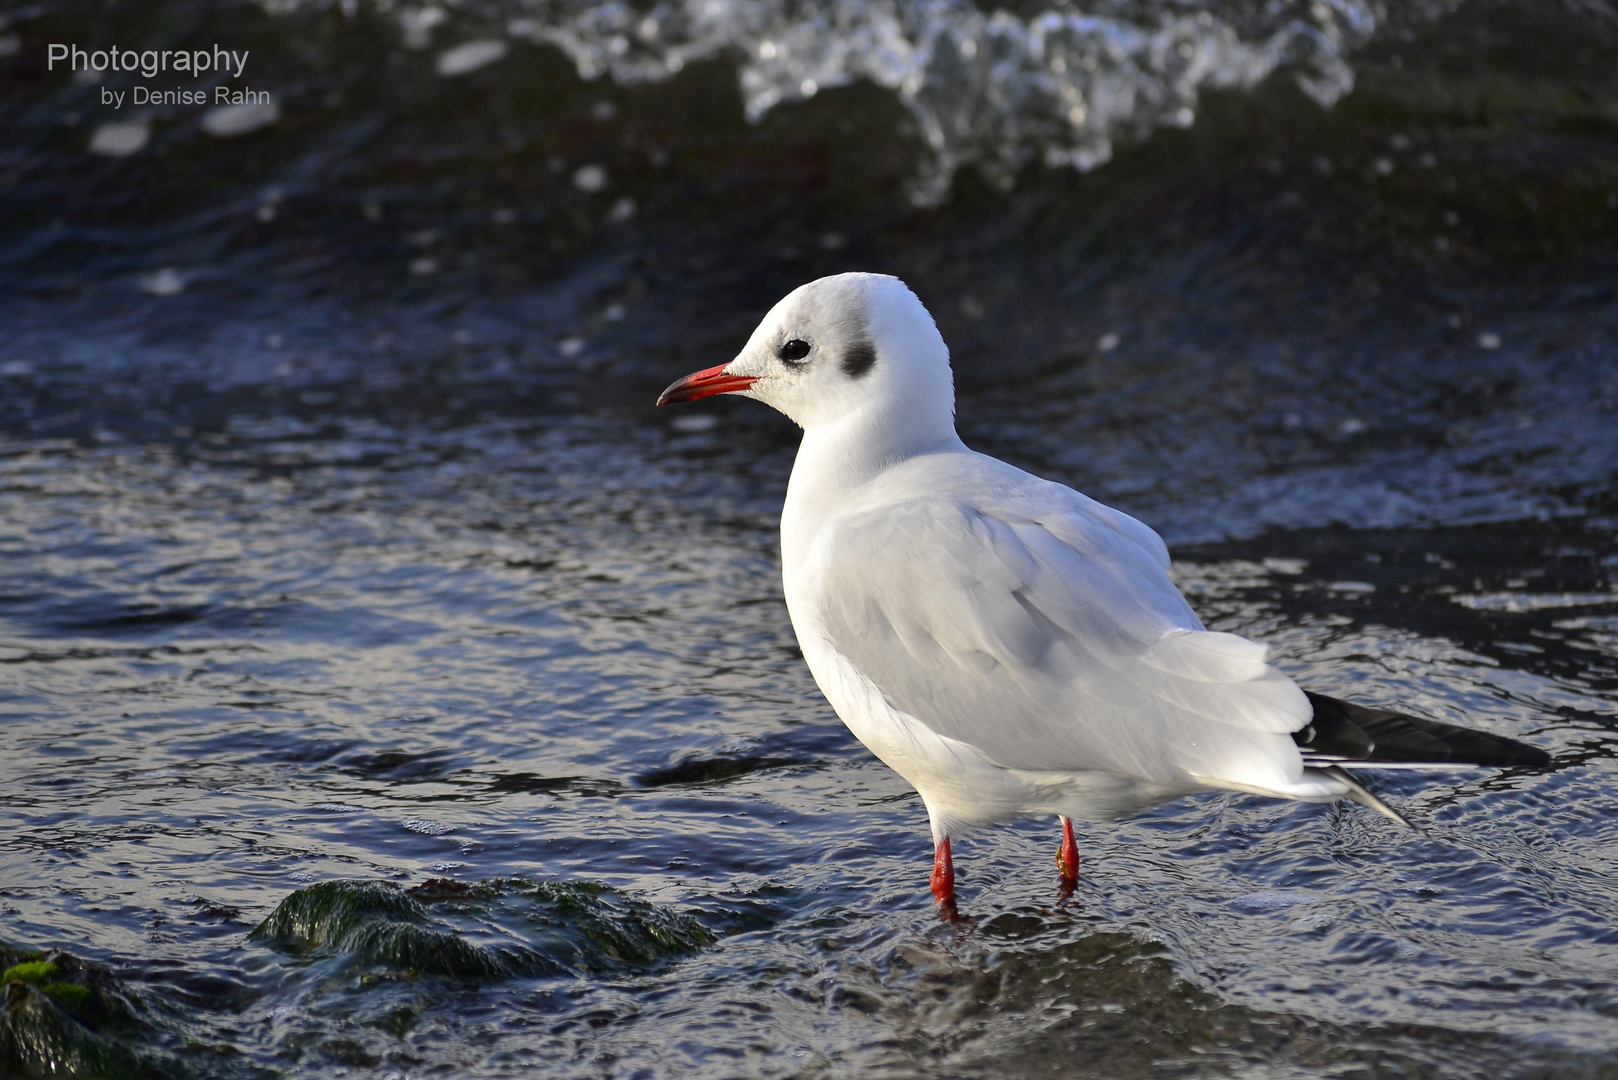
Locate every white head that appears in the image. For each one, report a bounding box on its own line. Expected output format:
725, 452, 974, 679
658, 273, 958, 446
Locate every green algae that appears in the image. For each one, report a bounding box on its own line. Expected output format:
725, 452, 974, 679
1, 958, 96, 1018
0, 949, 141, 1031
3, 961, 60, 986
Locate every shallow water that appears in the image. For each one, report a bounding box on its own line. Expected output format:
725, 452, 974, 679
3, 0, 1618, 1075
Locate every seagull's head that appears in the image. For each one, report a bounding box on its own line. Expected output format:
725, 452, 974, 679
657, 272, 956, 435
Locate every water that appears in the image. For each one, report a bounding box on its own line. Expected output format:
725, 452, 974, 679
3, 0, 1618, 1075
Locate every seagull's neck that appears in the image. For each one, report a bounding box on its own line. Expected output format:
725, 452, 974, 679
781, 405, 965, 571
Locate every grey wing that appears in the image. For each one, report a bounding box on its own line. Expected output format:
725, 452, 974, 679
808, 489, 1314, 794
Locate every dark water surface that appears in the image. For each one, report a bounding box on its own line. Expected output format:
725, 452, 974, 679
3, 0, 1618, 1075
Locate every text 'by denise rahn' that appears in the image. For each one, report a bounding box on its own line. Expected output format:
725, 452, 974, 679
48, 44, 267, 110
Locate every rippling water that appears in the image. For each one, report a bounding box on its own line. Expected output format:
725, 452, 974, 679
3, 0, 1618, 1074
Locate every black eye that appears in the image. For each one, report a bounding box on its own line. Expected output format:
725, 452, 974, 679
777, 339, 811, 363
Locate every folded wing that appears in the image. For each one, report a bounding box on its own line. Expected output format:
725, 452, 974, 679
805, 470, 1314, 795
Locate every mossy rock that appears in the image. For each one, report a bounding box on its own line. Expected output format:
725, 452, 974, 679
1, 947, 144, 1033
498, 879, 715, 969
248, 880, 429, 949
0, 945, 177, 1079
250, 880, 509, 979
2, 961, 60, 986
251, 878, 714, 984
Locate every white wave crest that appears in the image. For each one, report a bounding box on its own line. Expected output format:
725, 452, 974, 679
505, 0, 1373, 202
278, 0, 1382, 202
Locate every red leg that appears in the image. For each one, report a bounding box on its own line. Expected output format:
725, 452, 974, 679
1056, 816, 1080, 883
930, 836, 955, 908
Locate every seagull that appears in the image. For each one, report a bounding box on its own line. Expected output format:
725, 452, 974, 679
657, 272, 1550, 910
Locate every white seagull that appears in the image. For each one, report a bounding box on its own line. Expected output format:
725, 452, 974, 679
657, 272, 1549, 910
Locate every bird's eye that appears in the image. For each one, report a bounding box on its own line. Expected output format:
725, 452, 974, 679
777, 339, 811, 363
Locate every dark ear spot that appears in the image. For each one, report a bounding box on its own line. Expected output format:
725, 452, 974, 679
842, 338, 877, 379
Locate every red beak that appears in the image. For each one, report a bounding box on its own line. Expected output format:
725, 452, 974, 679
656, 363, 758, 406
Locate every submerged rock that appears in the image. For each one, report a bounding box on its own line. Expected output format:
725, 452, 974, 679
492, 878, 717, 968
251, 877, 713, 981
0, 944, 171, 1079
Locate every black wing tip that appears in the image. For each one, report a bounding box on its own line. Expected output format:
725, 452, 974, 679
1319, 765, 1426, 832
1490, 740, 1553, 768
1298, 691, 1552, 769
